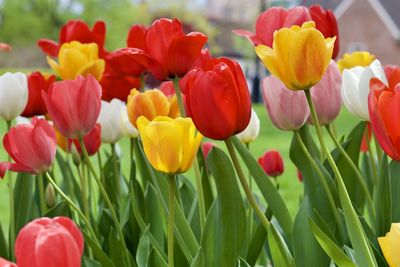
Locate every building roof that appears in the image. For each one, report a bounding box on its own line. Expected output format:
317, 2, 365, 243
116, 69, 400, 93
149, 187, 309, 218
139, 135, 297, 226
301, 0, 344, 10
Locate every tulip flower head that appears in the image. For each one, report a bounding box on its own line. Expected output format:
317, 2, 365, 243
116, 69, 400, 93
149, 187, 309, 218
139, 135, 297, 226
378, 223, 400, 267
258, 150, 284, 177
97, 99, 126, 143
69, 123, 102, 158
262, 76, 310, 131
369, 66, 400, 160
43, 75, 102, 139
236, 109, 260, 143
47, 41, 105, 81
137, 116, 203, 174
182, 57, 251, 140
0, 72, 28, 121
256, 21, 335, 91
15, 216, 84, 267
342, 59, 387, 121
337, 51, 375, 73
201, 142, 215, 160
0, 118, 57, 178
120, 105, 139, 138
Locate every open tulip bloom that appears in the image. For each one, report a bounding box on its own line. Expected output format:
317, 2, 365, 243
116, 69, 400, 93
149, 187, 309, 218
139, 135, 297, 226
1, 9, 400, 267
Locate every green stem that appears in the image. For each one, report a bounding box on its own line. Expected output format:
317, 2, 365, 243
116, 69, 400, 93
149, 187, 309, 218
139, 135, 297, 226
365, 127, 379, 186
45, 172, 99, 246
38, 173, 47, 214
326, 125, 376, 223
6, 121, 15, 261
305, 90, 376, 267
168, 174, 175, 267
78, 139, 129, 263
225, 138, 270, 232
78, 164, 90, 222
173, 77, 186, 117
97, 150, 104, 186
111, 144, 120, 197
246, 143, 254, 238
373, 134, 383, 163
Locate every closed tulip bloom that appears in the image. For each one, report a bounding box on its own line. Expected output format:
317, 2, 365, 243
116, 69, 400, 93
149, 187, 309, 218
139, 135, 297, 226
0, 72, 28, 121
145, 18, 208, 80
22, 72, 56, 117
378, 223, 400, 267
97, 99, 125, 143
69, 124, 102, 157
100, 70, 141, 102
337, 51, 375, 73
262, 76, 310, 131
38, 20, 107, 58
258, 150, 284, 177
0, 118, 56, 178
369, 67, 400, 160
342, 59, 386, 121
256, 21, 335, 91
236, 109, 260, 143
308, 60, 342, 125
15, 216, 84, 267
42, 75, 102, 139
137, 116, 203, 174
127, 89, 170, 127
47, 41, 105, 81
182, 57, 251, 140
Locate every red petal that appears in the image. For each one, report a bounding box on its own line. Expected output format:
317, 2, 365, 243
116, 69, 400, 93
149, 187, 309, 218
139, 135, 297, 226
37, 39, 59, 57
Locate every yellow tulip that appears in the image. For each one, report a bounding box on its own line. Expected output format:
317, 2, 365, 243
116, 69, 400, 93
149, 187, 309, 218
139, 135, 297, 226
137, 116, 203, 174
167, 95, 181, 119
337, 51, 376, 73
127, 89, 171, 127
255, 21, 335, 91
47, 41, 105, 80
378, 223, 400, 267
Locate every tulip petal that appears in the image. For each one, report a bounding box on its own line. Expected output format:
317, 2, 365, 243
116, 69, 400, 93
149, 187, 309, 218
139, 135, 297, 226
37, 39, 59, 57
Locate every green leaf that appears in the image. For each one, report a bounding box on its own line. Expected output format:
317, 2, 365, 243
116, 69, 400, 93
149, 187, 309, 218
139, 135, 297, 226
0, 222, 8, 259
144, 184, 165, 249
83, 257, 101, 267
197, 150, 214, 213
232, 136, 293, 240
13, 172, 34, 233
83, 232, 116, 267
55, 152, 82, 205
136, 228, 151, 267
309, 218, 356, 267
245, 214, 267, 265
109, 228, 131, 267
201, 147, 246, 267
238, 257, 251, 267
43, 200, 71, 218
147, 248, 168, 267
374, 155, 391, 236
389, 160, 400, 221
190, 248, 204, 267
268, 223, 295, 267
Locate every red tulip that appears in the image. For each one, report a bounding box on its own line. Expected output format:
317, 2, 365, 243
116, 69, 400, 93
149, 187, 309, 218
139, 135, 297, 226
38, 20, 107, 58
201, 142, 215, 159
42, 75, 102, 139
105, 48, 151, 77
127, 24, 147, 49
0, 257, 16, 267
258, 150, 284, 177
15, 216, 84, 267
369, 66, 400, 160
0, 118, 56, 178
145, 18, 208, 80
69, 123, 101, 156
182, 57, 251, 140
0, 43, 11, 52
192, 48, 212, 69
21, 72, 56, 117
100, 68, 141, 102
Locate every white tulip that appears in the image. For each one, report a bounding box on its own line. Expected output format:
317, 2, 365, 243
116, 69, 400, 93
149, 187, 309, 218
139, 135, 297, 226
341, 59, 387, 121
236, 109, 260, 143
97, 99, 126, 144
120, 105, 138, 138
0, 72, 28, 121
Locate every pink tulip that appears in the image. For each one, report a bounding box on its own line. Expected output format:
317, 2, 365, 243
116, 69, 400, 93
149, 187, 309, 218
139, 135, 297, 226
262, 76, 310, 131
0, 118, 57, 178
201, 142, 215, 159
308, 60, 342, 125
42, 75, 102, 139
0, 257, 16, 267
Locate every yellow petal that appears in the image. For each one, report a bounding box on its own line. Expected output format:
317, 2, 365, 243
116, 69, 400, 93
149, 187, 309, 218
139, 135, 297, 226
337, 51, 376, 73
78, 59, 105, 80
47, 57, 61, 77
255, 45, 282, 81
59, 48, 89, 80
378, 223, 400, 267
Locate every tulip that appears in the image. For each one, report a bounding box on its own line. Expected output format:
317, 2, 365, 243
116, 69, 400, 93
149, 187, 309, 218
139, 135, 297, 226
38, 20, 107, 58
15, 216, 84, 267
0, 118, 56, 178
258, 150, 284, 177
100, 70, 141, 102
262, 76, 310, 131
42, 75, 102, 139
127, 24, 147, 49
126, 89, 170, 127
137, 116, 203, 174
120, 105, 138, 138
192, 48, 212, 68
0, 72, 28, 121
342, 59, 387, 121
182, 57, 251, 140
308, 60, 342, 125
0, 43, 11, 52
47, 41, 105, 81
201, 142, 215, 159
97, 99, 126, 143
378, 223, 400, 267
369, 66, 400, 160
337, 51, 375, 73
256, 21, 335, 91
145, 18, 208, 80
22, 72, 56, 117
160, 81, 180, 118
105, 48, 151, 77
69, 124, 102, 157
236, 109, 260, 143
0, 258, 16, 267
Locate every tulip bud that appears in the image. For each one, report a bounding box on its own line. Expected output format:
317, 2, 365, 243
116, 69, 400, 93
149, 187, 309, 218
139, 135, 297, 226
262, 76, 310, 131
0, 72, 28, 121
45, 183, 56, 208
258, 150, 284, 177
97, 99, 126, 144
236, 109, 260, 143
